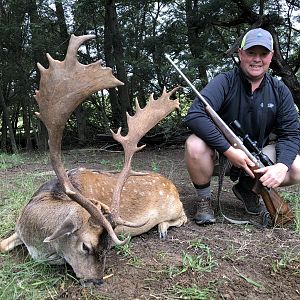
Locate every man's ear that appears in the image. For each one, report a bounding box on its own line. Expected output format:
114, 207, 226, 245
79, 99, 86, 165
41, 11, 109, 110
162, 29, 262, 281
238, 48, 242, 60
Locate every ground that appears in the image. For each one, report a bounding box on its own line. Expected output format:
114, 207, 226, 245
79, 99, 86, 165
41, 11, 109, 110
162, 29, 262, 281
0, 146, 299, 299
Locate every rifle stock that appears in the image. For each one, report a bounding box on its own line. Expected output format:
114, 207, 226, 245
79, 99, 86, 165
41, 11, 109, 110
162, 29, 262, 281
165, 54, 294, 226
253, 180, 294, 225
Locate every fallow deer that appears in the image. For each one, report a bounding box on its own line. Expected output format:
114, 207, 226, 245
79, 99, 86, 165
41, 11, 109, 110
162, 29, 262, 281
0, 34, 187, 286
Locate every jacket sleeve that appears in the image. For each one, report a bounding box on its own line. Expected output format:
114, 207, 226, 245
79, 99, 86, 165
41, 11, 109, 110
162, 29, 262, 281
273, 82, 300, 168
184, 73, 231, 153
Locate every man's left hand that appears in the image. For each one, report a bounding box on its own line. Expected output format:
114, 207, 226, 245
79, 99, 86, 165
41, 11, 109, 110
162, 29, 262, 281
254, 163, 289, 188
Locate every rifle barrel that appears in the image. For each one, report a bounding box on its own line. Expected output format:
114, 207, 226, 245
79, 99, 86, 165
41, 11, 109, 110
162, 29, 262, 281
165, 53, 261, 167
165, 54, 210, 107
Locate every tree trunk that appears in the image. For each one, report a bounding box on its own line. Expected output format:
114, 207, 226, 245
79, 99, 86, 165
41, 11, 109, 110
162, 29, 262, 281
55, 0, 69, 54
0, 89, 18, 153
104, 4, 121, 129
75, 104, 87, 146
21, 97, 33, 151
185, 0, 209, 86
27, 0, 48, 150
104, 0, 131, 131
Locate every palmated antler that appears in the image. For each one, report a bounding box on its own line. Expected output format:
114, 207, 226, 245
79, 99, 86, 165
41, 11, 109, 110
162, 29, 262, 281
34, 34, 129, 245
110, 87, 180, 227
34, 34, 180, 245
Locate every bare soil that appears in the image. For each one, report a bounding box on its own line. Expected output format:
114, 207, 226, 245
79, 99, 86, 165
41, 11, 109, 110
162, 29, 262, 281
1, 146, 300, 299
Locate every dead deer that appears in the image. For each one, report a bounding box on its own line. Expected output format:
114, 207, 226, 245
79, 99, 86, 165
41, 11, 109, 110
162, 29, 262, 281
0, 34, 187, 286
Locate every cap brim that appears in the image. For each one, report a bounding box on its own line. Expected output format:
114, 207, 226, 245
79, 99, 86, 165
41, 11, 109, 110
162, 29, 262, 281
243, 42, 272, 51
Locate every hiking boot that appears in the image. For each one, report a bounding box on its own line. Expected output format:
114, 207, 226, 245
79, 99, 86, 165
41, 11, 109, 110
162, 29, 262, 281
194, 197, 216, 225
232, 177, 263, 215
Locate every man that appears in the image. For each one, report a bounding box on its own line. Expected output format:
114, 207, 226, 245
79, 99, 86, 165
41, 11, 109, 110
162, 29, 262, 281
184, 28, 300, 225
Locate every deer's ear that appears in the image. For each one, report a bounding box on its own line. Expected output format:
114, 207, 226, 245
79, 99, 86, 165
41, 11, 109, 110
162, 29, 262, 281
44, 214, 83, 242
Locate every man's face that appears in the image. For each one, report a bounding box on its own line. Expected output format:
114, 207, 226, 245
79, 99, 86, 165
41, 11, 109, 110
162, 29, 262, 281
238, 46, 273, 82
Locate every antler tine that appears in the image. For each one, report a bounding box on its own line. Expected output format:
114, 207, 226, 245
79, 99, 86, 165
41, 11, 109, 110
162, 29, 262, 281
65, 34, 96, 63
34, 34, 128, 245
110, 87, 180, 227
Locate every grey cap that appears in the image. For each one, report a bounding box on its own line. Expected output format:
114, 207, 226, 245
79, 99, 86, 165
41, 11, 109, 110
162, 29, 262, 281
240, 28, 273, 51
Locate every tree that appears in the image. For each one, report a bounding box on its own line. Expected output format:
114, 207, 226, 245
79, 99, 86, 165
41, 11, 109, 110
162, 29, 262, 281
104, 0, 131, 131
0, 0, 299, 151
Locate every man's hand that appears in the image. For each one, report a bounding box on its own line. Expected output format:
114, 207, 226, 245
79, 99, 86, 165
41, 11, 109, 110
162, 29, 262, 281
254, 163, 288, 188
223, 146, 255, 178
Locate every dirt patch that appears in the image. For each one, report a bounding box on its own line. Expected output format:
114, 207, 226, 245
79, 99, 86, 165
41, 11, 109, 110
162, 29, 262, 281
1, 146, 300, 299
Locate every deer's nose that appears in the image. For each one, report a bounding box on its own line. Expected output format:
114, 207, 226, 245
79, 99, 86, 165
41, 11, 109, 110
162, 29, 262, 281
80, 278, 103, 287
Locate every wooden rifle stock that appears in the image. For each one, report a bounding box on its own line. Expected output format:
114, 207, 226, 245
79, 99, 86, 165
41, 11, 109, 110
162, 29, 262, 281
165, 54, 294, 226
252, 177, 294, 225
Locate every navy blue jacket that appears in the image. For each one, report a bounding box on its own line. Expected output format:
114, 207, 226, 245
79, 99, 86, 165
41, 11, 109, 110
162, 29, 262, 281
184, 67, 300, 168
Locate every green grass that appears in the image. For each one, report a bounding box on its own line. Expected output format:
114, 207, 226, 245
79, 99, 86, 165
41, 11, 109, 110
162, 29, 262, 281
115, 235, 133, 257
281, 192, 300, 234
170, 282, 217, 300
0, 170, 52, 237
221, 244, 248, 262
0, 153, 24, 170
271, 246, 300, 274
167, 240, 217, 278
0, 253, 75, 300
115, 236, 144, 267
0, 153, 70, 299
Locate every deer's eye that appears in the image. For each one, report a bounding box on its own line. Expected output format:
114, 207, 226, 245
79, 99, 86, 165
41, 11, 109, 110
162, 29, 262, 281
82, 243, 92, 255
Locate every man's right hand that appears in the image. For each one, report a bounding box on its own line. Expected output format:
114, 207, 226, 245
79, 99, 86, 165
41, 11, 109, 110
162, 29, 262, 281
224, 146, 255, 178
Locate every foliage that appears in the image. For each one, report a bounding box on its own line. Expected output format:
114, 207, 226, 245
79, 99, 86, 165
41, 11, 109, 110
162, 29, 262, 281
0, 1, 300, 152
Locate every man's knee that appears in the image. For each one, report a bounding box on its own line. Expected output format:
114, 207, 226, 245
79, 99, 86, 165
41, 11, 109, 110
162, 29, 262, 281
262, 144, 276, 162
185, 134, 213, 158
285, 155, 300, 185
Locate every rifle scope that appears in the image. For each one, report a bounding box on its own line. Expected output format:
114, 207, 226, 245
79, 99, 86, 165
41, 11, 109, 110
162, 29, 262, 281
229, 120, 274, 167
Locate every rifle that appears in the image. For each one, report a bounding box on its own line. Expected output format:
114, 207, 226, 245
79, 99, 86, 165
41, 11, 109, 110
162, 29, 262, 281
165, 54, 293, 226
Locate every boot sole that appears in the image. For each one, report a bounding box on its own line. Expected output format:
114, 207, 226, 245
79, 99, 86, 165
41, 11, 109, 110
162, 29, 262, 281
195, 218, 216, 225
232, 185, 260, 215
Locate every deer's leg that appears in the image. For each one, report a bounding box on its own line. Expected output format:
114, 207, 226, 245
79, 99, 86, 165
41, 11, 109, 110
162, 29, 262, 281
0, 233, 23, 252
158, 213, 187, 240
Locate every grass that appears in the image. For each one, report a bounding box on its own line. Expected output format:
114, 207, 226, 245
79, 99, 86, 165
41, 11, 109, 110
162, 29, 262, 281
271, 246, 300, 274
167, 240, 217, 278
0, 153, 25, 170
170, 282, 217, 300
115, 235, 133, 257
0, 152, 69, 299
0, 170, 52, 237
281, 191, 300, 234
115, 236, 144, 267
221, 244, 248, 262
1, 151, 300, 299
0, 253, 75, 300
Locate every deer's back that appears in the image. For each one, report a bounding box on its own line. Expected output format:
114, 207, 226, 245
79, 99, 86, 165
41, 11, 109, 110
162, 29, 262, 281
19, 168, 184, 238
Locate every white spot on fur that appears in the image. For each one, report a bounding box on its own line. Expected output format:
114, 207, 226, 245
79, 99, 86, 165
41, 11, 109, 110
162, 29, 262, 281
159, 191, 164, 196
